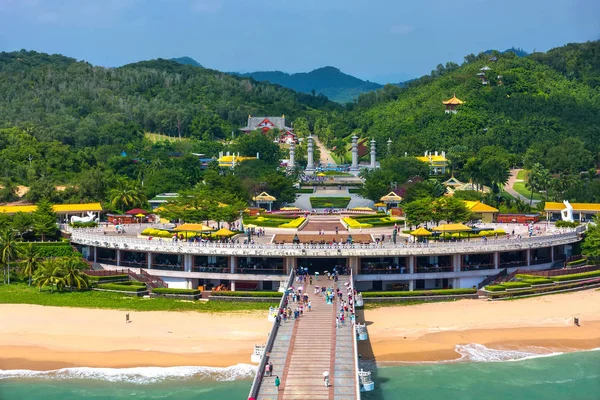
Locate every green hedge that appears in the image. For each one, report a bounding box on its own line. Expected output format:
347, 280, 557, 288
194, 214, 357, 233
210, 291, 282, 298
348, 189, 362, 194
566, 258, 587, 267
362, 288, 476, 297
295, 189, 314, 194
553, 270, 600, 282
17, 242, 77, 257
489, 279, 600, 299
500, 282, 532, 289
555, 220, 579, 228
97, 283, 147, 292
309, 197, 351, 208
484, 285, 506, 292
152, 288, 201, 295
70, 221, 98, 228
521, 278, 554, 285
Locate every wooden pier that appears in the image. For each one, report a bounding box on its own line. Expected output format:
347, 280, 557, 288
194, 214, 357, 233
254, 275, 358, 400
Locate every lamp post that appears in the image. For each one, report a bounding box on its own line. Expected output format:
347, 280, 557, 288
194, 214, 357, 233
239, 210, 244, 232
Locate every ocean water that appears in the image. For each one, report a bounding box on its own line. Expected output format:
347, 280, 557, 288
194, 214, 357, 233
1, 348, 599, 400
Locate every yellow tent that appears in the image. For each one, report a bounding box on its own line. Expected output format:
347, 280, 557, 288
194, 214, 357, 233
173, 223, 214, 232
410, 227, 432, 236
135, 213, 146, 218
317, 173, 326, 177
432, 223, 472, 232
214, 227, 234, 236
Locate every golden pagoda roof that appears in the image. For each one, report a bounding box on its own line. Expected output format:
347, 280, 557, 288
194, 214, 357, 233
380, 192, 403, 202
464, 201, 499, 213
252, 191, 276, 202
442, 95, 465, 105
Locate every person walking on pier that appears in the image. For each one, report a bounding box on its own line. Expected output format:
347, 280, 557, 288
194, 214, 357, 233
275, 376, 280, 391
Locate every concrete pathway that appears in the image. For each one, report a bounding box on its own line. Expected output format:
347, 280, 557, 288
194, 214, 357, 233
505, 169, 540, 204
256, 275, 357, 400
314, 136, 337, 167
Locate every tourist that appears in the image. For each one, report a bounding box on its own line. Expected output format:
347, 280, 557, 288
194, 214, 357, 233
269, 361, 273, 375
323, 371, 330, 387
308, 300, 312, 311
336, 317, 340, 329
275, 376, 280, 391
265, 363, 271, 377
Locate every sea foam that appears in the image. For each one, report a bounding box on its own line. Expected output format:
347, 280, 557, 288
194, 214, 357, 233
455, 343, 563, 363
0, 364, 257, 384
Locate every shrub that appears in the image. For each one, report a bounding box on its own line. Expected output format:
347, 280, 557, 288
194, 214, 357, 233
97, 283, 147, 292
86, 274, 129, 283
489, 279, 600, 299
34, 245, 77, 258
343, 217, 373, 229
553, 270, 600, 281
279, 217, 306, 228
484, 285, 506, 292
555, 220, 579, 228
152, 288, 201, 295
521, 278, 554, 285
210, 291, 282, 298
566, 258, 587, 267
70, 221, 98, 228
500, 282, 531, 289
361, 288, 476, 297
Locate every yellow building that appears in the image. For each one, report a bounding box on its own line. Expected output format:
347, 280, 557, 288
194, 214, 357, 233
217, 154, 257, 168
463, 201, 498, 223
544, 202, 600, 222
416, 151, 448, 175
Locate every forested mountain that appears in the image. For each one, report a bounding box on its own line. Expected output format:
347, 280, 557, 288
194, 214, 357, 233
236, 66, 382, 103
348, 41, 600, 171
170, 56, 203, 68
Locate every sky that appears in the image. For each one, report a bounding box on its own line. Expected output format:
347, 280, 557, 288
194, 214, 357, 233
0, 0, 598, 83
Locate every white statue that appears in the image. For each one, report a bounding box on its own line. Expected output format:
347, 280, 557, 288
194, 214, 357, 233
71, 212, 98, 225
561, 200, 574, 222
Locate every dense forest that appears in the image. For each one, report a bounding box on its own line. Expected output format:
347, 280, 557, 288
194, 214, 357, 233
0, 41, 599, 207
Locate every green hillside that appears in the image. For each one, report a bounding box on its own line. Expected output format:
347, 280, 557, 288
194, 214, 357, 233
349, 41, 600, 162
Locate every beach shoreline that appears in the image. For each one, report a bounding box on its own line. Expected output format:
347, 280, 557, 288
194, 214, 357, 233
1, 290, 599, 371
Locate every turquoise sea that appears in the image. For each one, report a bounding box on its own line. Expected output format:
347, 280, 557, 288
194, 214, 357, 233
1, 348, 598, 400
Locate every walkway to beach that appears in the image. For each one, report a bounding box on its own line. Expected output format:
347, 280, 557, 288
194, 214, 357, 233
256, 275, 357, 400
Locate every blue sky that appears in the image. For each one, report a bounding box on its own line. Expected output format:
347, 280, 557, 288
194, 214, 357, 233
0, 0, 598, 83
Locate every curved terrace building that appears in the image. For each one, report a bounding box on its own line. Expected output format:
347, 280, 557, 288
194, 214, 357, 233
70, 226, 582, 292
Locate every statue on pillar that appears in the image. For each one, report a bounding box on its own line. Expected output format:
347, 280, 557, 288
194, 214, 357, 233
350, 134, 359, 172
370, 138, 376, 168
306, 135, 315, 172
288, 141, 295, 169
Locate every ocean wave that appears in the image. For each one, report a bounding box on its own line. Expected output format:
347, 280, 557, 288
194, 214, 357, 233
455, 343, 563, 363
0, 364, 257, 384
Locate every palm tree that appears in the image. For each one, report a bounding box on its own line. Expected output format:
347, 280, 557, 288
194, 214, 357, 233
62, 257, 89, 291
0, 228, 21, 284
109, 187, 147, 211
21, 243, 42, 286
33, 260, 66, 293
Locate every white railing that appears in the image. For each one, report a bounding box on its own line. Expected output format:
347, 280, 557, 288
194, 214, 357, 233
350, 270, 362, 398
69, 228, 582, 257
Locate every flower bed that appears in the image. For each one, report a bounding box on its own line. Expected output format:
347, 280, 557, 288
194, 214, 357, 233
343, 217, 372, 229
487, 278, 600, 299
279, 217, 306, 228
97, 283, 147, 292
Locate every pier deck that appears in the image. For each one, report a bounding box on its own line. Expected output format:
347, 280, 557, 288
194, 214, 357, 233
256, 275, 358, 400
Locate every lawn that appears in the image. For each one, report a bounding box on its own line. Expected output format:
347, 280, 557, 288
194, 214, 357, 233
0, 283, 275, 313
243, 215, 298, 227
516, 170, 529, 180
320, 170, 352, 176
513, 182, 544, 201
309, 197, 351, 208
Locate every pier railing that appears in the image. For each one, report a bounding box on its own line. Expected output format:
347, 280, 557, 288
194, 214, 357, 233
247, 268, 295, 400
350, 270, 362, 399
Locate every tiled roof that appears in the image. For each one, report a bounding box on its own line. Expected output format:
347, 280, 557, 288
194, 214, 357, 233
544, 202, 600, 212
0, 203, 102, 214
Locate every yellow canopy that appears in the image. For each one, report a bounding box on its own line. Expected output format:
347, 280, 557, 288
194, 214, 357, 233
410, 227, 432, 236
214, 227, 234, 236
173, 223, 214, 232
317, 173, 326, 177
432, 223, 472, 232
252, 191, 276, 202
135, 213, 146, 217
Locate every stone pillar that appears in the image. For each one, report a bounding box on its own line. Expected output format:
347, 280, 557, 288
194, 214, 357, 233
370, 138, 376, 168
306, 135, 315, 172
288, 141, 295, 169
493, 252, 499, 269
184, 254, 192, 272
453, 254, 461, 272
350, 134, 359, 171
551, 246, 555, 262
349, 257, 359, 275
230, 281, 236, 291
230, 256, 237, 274
409, 256, 415, 274
93, 247, 97, 263
147, 252, 152, 269
285, 257, 297, 274
526, 249, 531, 266
116, 249, 121, 266
409, 280, 415, 291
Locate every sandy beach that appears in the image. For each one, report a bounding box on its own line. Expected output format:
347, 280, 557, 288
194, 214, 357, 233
0, 305, 271, 370
360, 289, 600, 362
1, 290, 599, 371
